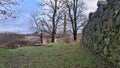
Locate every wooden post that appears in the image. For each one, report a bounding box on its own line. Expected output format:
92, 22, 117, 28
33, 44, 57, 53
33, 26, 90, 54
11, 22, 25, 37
63, 14, 66, 35
63, 14, 69, 43
40, 30, 43, 44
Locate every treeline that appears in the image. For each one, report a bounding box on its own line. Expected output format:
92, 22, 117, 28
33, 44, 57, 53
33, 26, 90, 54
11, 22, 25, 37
0, 32, 25, 48
30, 0, 87, 42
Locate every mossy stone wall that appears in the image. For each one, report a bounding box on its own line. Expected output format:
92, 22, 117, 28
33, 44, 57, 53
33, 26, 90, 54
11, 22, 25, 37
82, 0, 120, 67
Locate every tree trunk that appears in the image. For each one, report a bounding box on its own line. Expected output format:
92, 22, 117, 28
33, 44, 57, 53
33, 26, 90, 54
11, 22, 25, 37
51, 34, 55, 42
73, 6, 77, 41
51, 26, 55, 42
73, 30, 77, 41
51, 10, 56, 42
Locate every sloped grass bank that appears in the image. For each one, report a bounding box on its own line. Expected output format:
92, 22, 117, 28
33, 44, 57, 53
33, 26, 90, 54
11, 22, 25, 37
0, 42, 109, 68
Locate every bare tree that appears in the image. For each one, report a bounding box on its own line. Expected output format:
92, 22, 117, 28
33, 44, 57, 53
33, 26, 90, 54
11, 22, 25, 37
31, 0, 64, 42
65, 0, 87, 41
44, 0, 64, 42
30, 13, 52, 38
0, 0, 21, 19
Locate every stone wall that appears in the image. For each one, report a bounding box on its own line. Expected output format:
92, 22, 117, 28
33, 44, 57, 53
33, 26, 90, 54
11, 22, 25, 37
82, 0, 120, 67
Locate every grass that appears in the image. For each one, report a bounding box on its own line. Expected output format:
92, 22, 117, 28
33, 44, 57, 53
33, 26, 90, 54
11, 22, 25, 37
0, 41, 107, 68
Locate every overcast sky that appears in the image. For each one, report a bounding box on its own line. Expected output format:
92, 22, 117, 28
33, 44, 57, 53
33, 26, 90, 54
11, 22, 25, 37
0, 0, 98, 34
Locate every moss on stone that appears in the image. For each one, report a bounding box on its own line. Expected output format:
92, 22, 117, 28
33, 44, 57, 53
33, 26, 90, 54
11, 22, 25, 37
82, 0, 120, 67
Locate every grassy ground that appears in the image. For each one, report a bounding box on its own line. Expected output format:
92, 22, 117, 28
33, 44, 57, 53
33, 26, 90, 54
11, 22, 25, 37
0, 41, 109, 68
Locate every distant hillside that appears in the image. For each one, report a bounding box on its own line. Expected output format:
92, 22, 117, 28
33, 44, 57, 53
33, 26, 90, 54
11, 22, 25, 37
0, 32, 25, 48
